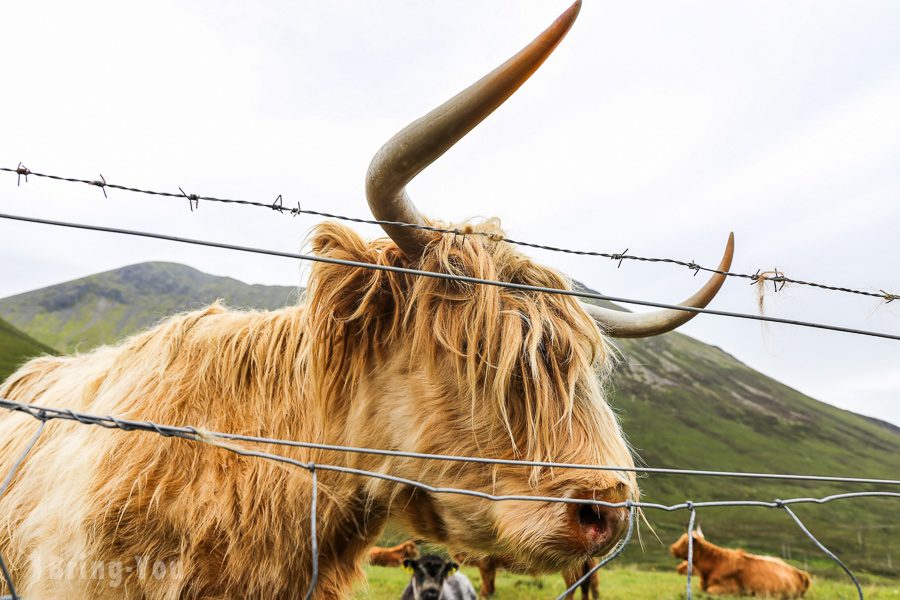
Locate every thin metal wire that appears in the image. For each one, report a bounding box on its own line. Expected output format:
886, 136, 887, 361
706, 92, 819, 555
304, 464, 319, 600
0, 558, 16, 600
1, 212, 899, 343
3, 397, 899, 487
3, 165, 896, 304
686, 506, 697, 600
780, 503, 863, 600
0, 418, 46, 600
0, 420, 46, 499
555, 502, 636, 600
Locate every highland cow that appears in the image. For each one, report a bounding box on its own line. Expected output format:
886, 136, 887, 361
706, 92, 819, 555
369, 540, 420, 567
670, 526, 811, 598
0, 2, 733, 598
401, 555, 477, 600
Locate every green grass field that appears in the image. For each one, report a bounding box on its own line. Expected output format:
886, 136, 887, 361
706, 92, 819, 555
356, 564, 900, 599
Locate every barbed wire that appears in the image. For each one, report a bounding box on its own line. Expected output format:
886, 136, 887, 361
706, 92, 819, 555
0, 400, 890, 599
2, 212, 900, 344
2, 164, 897, 305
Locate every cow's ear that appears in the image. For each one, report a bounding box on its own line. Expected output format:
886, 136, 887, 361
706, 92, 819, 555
403, 559, 416, 574
445, 561, 459, 576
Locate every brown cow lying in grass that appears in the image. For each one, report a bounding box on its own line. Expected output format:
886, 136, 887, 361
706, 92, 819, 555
455, 554, 598, 599
670, 526, 811, 598
368, 540, 420, 567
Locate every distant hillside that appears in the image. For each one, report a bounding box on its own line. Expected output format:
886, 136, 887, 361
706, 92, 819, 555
0, 262, 300, 353
611, 331, 900, 575
0, 263, 897, 578
0, 317, 56, 381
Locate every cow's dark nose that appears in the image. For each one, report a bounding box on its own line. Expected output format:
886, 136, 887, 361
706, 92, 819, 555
421, 589, 440, 600
575, 504, 627, 555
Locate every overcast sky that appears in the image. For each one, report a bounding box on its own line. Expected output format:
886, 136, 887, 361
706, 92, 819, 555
1, 1, 898, 424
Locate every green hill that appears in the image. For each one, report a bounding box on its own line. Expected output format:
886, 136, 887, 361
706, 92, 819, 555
0, 317, 56, 381
0, 262, 300, 353
612, 329, 899, 577
1, 263, 897, 579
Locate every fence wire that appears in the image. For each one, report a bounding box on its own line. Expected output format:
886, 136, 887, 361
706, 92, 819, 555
0, 399, 893, 599
2, 164, 897, 306
0, 398, 898, 487
2, 212, 900, 344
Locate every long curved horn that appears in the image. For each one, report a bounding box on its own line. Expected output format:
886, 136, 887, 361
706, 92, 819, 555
366, 1, 583, 258
580, 233, 734, 338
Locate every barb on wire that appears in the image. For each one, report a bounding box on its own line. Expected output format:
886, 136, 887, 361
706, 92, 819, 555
780, 502, 863, 600
92, 174, 108, 198
178, 187, 199, 212
556, 502, 636, 600
1, 165, 897, 305
0, 417, 47, 600
13, 164, 28, 187
752, 269, 787, 293
2, 212, 900, 344
686, 504, 697, 600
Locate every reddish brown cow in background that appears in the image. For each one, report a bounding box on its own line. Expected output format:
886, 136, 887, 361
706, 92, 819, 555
670, 527, 811, 598
368, 540, 420, 567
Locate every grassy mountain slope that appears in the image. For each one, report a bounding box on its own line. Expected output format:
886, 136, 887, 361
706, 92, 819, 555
0, 262, 300, 353
1, 263, 896, 578
612, 331, 899, 576
0, 317, 56, 381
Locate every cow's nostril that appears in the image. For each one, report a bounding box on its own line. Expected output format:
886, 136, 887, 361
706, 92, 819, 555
574, 504, 626, 554
578, 504, 607, 532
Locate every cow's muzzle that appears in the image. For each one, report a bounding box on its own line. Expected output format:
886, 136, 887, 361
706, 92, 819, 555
570, 502, 627, 556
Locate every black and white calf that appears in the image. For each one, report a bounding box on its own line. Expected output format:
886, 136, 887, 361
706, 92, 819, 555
401, 555, 477, 600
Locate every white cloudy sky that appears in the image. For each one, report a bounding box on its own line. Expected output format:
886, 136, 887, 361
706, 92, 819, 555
1, 1, 898, 424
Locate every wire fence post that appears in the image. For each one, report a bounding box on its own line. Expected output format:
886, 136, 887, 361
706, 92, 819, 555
780, 502, 863, 600
685, 503, 697, 600
304, 464, 319, 600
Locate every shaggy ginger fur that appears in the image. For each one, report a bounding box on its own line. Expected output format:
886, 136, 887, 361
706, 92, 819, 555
0, 220, 636, 599
670, 532, 811, 598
